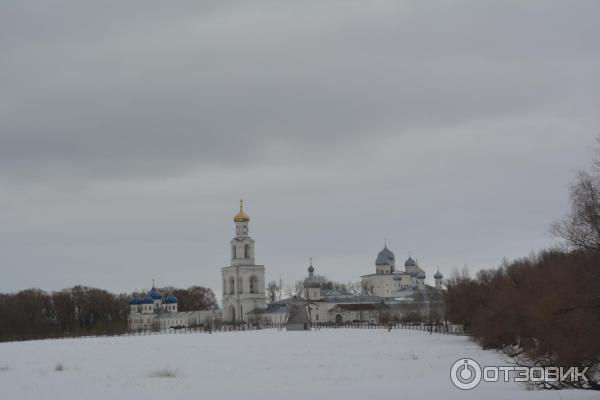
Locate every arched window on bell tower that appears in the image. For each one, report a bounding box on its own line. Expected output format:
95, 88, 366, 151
244, 244, 251, 259
232, 245, 236, 259
229, 277, 235, 295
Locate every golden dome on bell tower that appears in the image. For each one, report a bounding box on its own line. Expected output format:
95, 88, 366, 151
233, 199, 250, 222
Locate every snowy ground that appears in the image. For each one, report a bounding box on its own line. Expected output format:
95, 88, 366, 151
0, 329, 595, 400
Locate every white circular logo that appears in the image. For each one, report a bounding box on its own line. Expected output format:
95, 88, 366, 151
450, 358, 482, 390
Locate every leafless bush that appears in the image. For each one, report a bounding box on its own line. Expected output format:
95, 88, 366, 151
445, 249, 600, 390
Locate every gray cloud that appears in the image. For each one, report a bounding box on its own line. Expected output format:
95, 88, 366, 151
1, 1, 599, 295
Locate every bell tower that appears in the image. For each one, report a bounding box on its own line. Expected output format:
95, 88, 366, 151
231, 200, 254, 266
221, 200, 266, 323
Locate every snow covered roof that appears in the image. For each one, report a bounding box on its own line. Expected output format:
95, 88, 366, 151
158, 311, 199, 318
327, 295, 387, 304
250, 301, 289, 315
330, 303, 383, 311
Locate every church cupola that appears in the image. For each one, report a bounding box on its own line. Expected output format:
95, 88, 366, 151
231, 200, 255, 266
234, 200, 250, 222
304, 258, 321, 300
234, 199, 250, 237
375, 241, 395, 274
405, 252, 421, 276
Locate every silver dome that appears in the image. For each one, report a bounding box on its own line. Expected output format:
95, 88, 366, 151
375, 246, 395, 266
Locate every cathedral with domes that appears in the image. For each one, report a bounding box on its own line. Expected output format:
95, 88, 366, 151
259, 244, 445, 326
360, 245, 443, 297
128, 201, 446, 330
127, 285, 220, 331
259, 248, 445, 326
220, 201, 444, 326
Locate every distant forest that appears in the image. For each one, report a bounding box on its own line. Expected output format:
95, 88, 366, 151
0, 286, 216, 342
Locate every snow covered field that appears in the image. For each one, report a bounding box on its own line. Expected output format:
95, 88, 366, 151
0, 329, 594, 400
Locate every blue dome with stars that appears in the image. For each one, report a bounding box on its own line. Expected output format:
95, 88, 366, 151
164, 295, 178, 304
141, 295, 154, 304
148, 287, 162, 300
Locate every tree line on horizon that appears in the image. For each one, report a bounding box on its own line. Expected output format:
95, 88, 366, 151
445, 143, 600, 390
0, 285, 216, 342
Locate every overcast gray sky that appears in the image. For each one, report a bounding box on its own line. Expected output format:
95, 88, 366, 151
1, 1, 599, 298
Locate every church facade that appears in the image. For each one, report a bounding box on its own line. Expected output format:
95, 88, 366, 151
128, 286, 221, 331
221, 201, 267, 323
360, 246, 443, 297
129, 201, 445, 330
259, 246, 445, 326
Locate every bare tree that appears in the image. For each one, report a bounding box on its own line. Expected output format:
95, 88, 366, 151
347, 281, 362, 296
266, 281, 280, 304
171, 286, 217, 311
361, 280, 374, 295
551, 170, 600, 251
293, 280, 304, 298
282, 282, 305, 299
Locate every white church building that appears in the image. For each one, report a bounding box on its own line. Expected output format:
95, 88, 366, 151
129, 201, 445, 329
361, 245, 443, 297
128, 286, 221, 331
221, 201, 267, 323
259, 246, 445, 326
